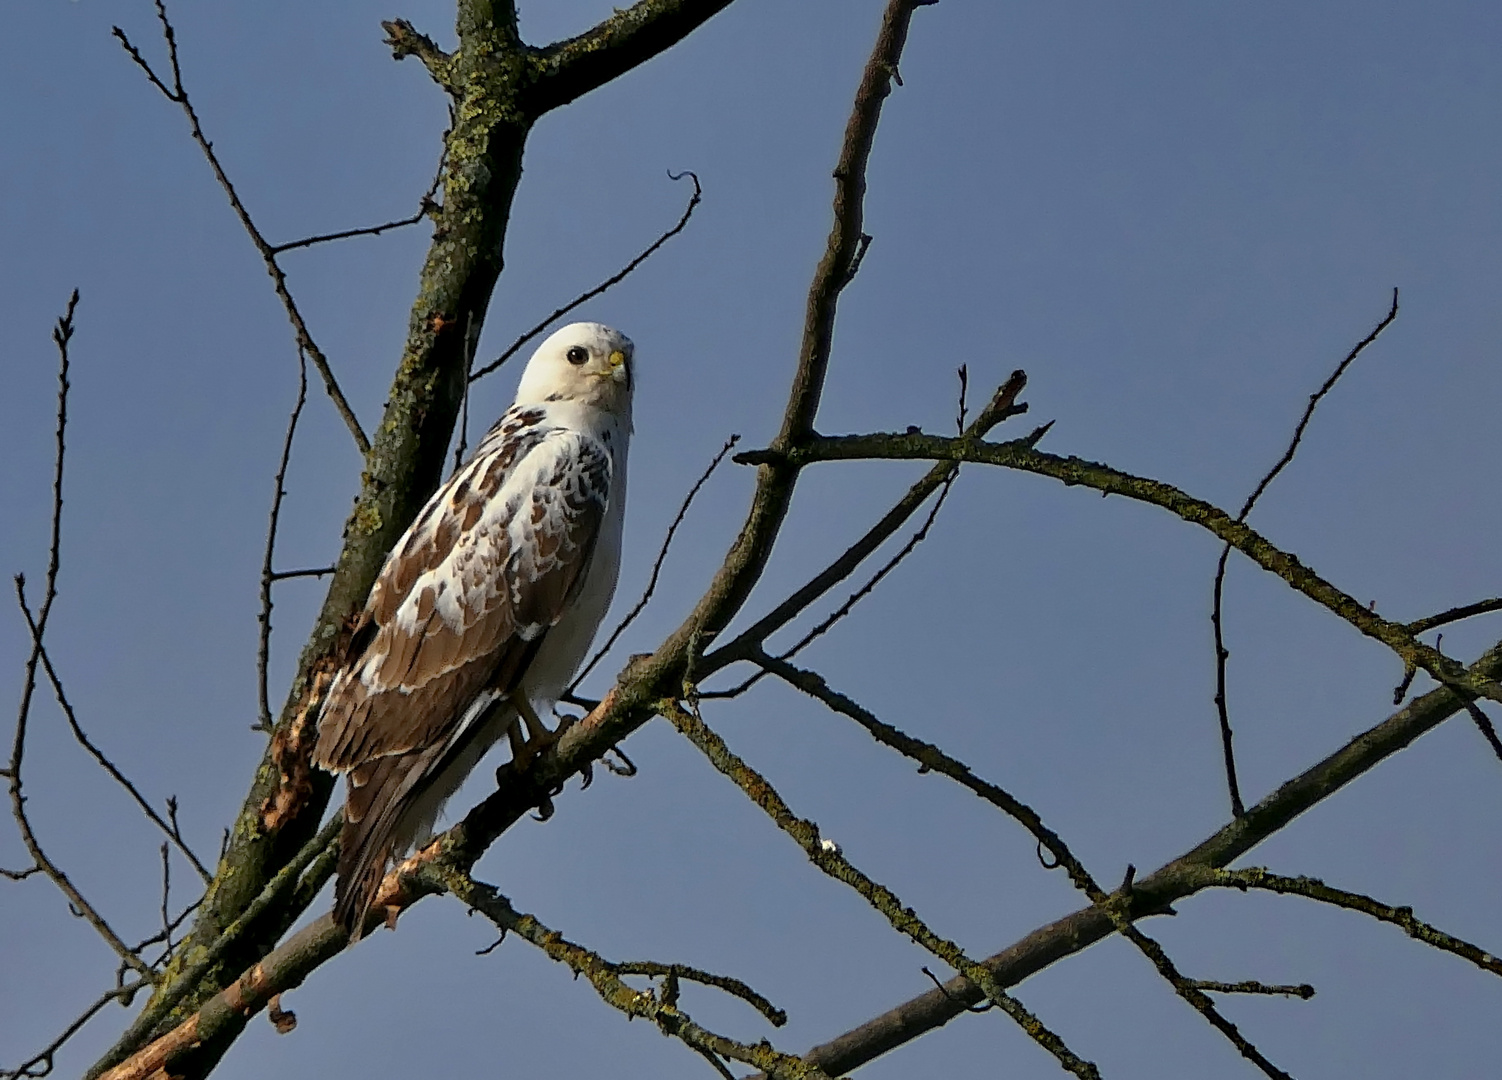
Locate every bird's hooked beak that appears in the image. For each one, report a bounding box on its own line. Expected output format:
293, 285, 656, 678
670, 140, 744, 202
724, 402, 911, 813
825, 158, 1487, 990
607, 349, 631, 390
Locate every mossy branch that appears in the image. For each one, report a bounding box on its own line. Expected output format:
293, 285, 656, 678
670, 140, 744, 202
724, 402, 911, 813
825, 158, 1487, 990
738, 430, 1502, 706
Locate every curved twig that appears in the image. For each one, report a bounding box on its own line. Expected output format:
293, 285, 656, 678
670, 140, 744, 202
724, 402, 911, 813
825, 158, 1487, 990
569, 433, 739, 692
1211, 288, 1399, 817
470, 171, 703, 383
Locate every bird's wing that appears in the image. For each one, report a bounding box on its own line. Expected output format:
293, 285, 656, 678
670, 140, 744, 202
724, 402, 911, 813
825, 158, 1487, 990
313, 414, 612, 774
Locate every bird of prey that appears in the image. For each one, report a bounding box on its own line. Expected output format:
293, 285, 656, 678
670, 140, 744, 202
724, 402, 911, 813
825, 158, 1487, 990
313, 322, 634, 936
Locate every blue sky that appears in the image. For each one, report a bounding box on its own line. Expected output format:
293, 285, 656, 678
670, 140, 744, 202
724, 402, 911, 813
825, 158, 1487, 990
3, 2, 1500, 1077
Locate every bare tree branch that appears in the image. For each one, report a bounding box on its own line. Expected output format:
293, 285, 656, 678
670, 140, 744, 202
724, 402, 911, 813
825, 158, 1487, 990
1188, 980, 1315, 999
1215, 867, 1502, 979
1109, 917, 1294, 1080
2, 980, 147, 1080
6, 294, 156, 983
741, 428, 1502, 706
267, 154, 444, 255
529, 1, 740, 113
90, 817, 342, 1080
760, 654, 1297, 1077
112, 2, 370, 454
703, 372, 1027, 680
1211, 288, 1400, 816
17, 599, 212, 882
1463, 701, 1502, 763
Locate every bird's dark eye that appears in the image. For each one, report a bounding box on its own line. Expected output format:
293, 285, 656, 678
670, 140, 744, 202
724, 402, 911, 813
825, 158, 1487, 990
566, 346, 589, 365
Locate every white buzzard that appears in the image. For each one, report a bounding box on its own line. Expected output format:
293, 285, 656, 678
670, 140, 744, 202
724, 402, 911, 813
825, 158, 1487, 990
313, 322, 634, 935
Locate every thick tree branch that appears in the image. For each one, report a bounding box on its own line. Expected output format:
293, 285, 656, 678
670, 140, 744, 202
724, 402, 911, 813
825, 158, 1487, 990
529, 0, 739, 114
107, 2, 749, 1065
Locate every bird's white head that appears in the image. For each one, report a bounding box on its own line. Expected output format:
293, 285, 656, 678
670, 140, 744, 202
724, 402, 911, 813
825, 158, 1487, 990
514, 322, 634, 418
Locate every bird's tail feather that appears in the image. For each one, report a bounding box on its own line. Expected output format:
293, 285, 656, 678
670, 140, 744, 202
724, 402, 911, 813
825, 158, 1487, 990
334, 747, 443, 940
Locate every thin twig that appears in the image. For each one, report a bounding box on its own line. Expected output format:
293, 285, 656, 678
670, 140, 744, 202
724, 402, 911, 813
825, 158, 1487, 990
453, 311, 477, 475
113, 4, 369, 454
702, 371, 1027, 685
12, 584, 156, 982
268, 153, 444, 254
1106, 908, 1294, 1080
1, 981, 147, 1080
753, 653, 1102, 897
1406, 597, 1502, 636
16, 600, 213, 882
257, 349, 308, 733
266, 566, 336, 582
471, 171, 702, 383
1216, 867, 1502, 979
156, 844, 173, 952
612, 960, 787, 1026
776, 465, 955, 662
95, 815, 343, 1067
1211, 288, 1400, 817
435, 876, 829, 1080
569, 434, 739, 691
1188, 980, 1315, 999
7, 295, 157, 981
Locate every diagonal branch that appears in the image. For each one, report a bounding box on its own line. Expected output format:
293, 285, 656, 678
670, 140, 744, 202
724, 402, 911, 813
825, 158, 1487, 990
1405, 596, 1502, 637
1108, 913, 1294, 1080
702, 370, 1027, 677
1211, 288, 1400, 816
759, 654, 1296, 1077
470, 171, 704, 383
2, 980, 148, 1080
754, 652, 1100, 898
662, 700, 1102, 1079
112, 2, 369, 454
267, 153, 444, 255
779, 637, 1502, 1077
18, 600, 212, 883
